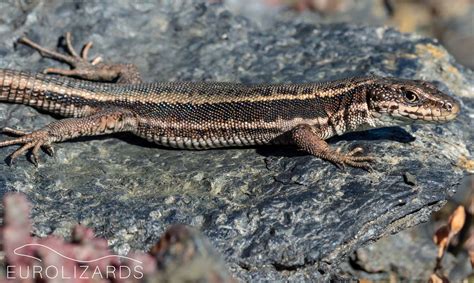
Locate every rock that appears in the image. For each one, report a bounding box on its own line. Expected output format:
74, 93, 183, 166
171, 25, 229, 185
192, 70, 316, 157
340, 223, 472, 281
403, 172, 417, 186
225, 0, 474, 70
150, 224, 236, 282
0, 0, 472, 281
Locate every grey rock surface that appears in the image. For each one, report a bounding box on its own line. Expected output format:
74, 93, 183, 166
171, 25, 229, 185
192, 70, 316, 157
0, 0, 472, 281
340, 224, 465, 281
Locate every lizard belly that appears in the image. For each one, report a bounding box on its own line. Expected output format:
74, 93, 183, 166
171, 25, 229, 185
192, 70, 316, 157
134, 118, 287, 150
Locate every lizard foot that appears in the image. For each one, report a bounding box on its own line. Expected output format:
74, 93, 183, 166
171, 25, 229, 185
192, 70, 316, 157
333, 147, 375, 171
291, 124, 375, 171
18, 32, 103, 77
1, 110, 136, 166
0, 127, 54, 166
18, 32, 142, 83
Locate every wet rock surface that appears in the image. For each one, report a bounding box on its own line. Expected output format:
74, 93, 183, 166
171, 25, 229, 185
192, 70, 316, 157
0, 0, 472, 281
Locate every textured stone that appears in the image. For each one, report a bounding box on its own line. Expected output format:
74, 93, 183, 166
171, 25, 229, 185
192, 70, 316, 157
0, 0, 472, 281
341, 223, 472, 281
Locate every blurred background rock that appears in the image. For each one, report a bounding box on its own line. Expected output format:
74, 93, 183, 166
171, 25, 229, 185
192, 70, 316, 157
221, 0, 474, 70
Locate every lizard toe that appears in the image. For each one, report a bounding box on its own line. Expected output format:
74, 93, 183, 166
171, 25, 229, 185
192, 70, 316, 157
1, 127, 29, 136
8, 142, 35, 166
343, 155, 375, 171
43, 144, 55, 157
332, 160, 346, 171
1, 130, 53, 166
346, 146, 364, 157
349, 155, 376, 162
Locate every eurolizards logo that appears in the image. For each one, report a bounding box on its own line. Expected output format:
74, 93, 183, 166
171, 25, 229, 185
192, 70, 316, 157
8, 243, 145, 280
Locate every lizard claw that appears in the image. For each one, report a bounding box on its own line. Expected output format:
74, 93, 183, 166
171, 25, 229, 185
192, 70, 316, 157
332, 147, 375, 171
333, 160, 346, 171
0, 128, 53, 166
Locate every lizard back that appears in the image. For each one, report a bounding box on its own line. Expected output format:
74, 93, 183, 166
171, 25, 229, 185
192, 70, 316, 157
0, 69, 373, 149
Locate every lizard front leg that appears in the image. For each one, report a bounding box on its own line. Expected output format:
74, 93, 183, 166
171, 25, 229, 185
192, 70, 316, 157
0, 109, 137, 166
291, 124, 375, 170
18, 32, 142, 84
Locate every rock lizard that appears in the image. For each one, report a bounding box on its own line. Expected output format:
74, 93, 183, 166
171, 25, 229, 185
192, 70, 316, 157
0, 33, 460, 169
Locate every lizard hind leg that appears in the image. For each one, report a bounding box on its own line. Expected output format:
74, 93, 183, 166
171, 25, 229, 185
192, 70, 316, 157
18, 32, 142, 84
0, 109, 137, 166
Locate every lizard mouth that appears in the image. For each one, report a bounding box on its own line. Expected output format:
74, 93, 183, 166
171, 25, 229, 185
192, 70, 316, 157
398, 102, 460, 123
379, 100, 460, 124
372, 103, 460, 125
393, 112, 459, 124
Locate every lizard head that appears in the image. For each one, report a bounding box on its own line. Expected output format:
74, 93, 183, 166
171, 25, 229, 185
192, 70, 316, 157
366, 77, 460, 126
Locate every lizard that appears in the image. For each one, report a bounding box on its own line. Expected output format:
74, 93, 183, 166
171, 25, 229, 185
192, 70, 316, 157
0, 33, 460, 170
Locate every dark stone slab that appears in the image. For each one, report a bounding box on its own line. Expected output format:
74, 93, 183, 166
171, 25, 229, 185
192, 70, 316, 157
340, 223, 472, 281
0, 0, 472, 281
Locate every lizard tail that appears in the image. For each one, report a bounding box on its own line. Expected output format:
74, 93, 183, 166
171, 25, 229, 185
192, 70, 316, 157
0, 69, 44, 105
0, 68, 95, 117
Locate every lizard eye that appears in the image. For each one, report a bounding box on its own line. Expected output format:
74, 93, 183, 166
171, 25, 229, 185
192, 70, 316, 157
404, 90, 419, 103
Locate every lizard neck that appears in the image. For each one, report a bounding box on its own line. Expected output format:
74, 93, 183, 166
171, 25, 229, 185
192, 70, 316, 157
319, 83, 376, 138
